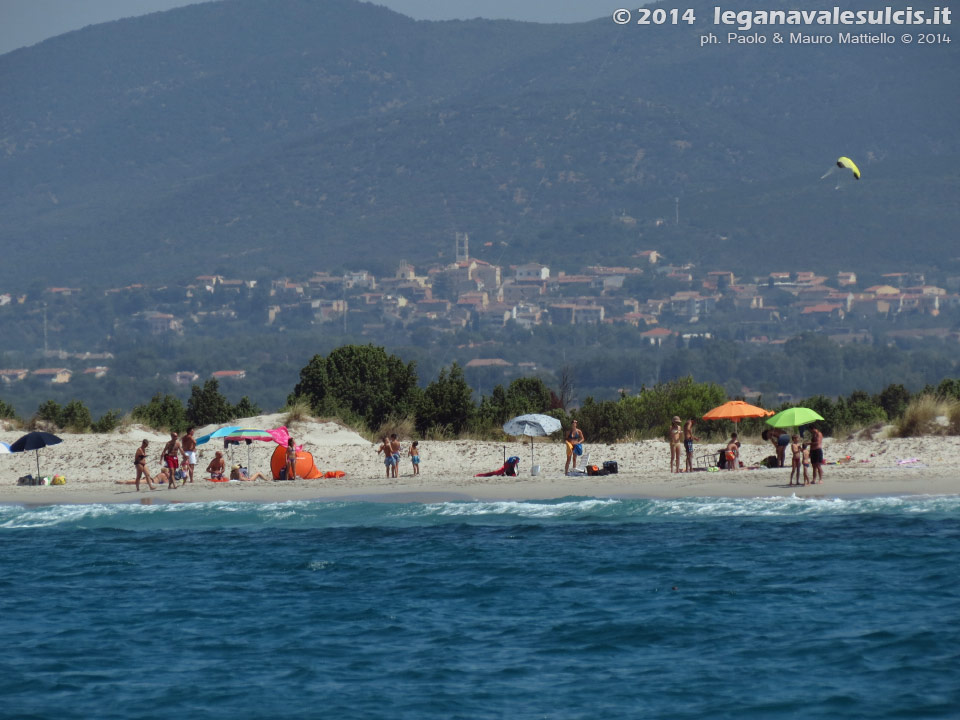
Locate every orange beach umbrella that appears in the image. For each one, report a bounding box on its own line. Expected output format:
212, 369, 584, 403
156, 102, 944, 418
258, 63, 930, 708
702, 400, 774, 423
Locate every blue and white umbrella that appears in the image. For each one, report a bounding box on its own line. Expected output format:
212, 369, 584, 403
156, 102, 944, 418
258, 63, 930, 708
0, 442, 11, 454
502, 414, 562, 465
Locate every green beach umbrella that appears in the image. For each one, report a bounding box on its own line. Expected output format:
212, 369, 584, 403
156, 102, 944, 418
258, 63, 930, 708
766, 407, 824, 428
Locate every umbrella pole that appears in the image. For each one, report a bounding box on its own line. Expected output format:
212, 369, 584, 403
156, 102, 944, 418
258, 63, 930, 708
35, 449, 41, 479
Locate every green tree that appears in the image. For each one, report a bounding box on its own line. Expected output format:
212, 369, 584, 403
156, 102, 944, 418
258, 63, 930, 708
35, 400, 63, 428
232, 396, 262, 418
132, 393, 187, 432
91, 410, 124, 433
60, 399, 93, 432
575, 397, 629, 443
876, 383, 911, 420
505, 377, 551, 416
293, 345, 420, 430
416, 363, 475, 436
186, 379, 235, 427
0, 397, 17, 420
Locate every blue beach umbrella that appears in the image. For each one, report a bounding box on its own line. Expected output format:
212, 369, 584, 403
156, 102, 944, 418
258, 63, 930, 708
0, 442, 10, 454
195, 426, 243, 445
9, 431, 63, 478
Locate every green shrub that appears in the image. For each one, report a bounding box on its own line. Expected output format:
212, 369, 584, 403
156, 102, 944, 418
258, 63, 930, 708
132, 393, 187, 432
91, 410, 124, 433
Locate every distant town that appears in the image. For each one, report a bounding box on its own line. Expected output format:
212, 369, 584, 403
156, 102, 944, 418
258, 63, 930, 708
1, 233, 958, 390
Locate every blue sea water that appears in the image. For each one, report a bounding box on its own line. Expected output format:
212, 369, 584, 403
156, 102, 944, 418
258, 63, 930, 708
2, 495, 959, 719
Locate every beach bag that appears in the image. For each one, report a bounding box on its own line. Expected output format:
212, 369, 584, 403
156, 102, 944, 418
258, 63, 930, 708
17, 474, 38, 486
51, 475, 66, 485
277, 467, 288, 480
602, 461, 618, 474
761, 455, 779, 469
573, 443, 583, 456
586, 464, 602, 476
717, 451, 726, 469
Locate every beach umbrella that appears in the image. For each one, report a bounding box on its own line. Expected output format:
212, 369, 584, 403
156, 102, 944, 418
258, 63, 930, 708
8, 431, 62, 478
766, 407, 824, 429
195, 426, 243, 445
0, 442, 11, 454
502, 413, 562, 467
223, 429, 274, 468
702, 400, 774, 422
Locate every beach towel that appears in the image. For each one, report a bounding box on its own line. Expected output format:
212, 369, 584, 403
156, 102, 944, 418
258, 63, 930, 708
475, 457, 520, 477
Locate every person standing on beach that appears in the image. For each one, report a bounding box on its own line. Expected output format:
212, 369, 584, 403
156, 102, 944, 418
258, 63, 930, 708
389, 434, 401, 478
564, 420, 585, 473
789, 435, 803, 485
377, 437, 394, 478
134, 439, 156, 491
683, 418, 700, 473
181, 427, 197, 483
285, 438, 298, 481
809, 425, 824, 484
409, 441, 420, 476
725, 432, 740, 471
161, 431, 182, 489
668, 416, 682, 473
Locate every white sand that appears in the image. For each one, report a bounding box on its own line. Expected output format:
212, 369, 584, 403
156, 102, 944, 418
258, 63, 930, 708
2, 415, 958, 504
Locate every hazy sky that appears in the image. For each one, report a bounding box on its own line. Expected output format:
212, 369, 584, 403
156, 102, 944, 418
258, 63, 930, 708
0, 0, 608, 55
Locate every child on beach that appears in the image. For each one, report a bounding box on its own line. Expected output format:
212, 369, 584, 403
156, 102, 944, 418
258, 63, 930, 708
789, 434, 803, 486
801, 443, 812, 485
409, 441, 420, 475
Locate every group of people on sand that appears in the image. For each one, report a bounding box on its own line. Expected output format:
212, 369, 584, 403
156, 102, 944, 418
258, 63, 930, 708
664, 416, 825, 484
376, 434, 420, 478
132, 429, 287, 491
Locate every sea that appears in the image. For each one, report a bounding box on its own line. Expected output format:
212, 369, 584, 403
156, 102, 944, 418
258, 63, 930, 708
1, 494, 959, 719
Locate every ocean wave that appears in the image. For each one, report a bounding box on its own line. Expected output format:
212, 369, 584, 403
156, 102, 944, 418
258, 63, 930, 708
1, 494, 959, 531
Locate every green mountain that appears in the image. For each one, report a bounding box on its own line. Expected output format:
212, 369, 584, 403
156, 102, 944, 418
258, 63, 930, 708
1, 0, 957, 288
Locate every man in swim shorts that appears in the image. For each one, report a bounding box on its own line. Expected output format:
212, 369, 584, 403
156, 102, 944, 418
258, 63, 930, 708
389, 434, 401, 478
161, 431, 182, 489
181, 427, 197, 483
809, 425, 824, 484
206, 451, 226, 480
377, 437, 395, 478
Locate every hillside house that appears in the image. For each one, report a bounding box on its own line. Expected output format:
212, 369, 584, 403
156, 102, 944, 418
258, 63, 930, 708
515, 263, 550, 281
212, 370, 246, 381
0, 369, 29, 383
33, 368, 72, 383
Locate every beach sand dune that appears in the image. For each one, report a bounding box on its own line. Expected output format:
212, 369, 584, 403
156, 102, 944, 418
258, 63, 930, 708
2, 416, 958, 504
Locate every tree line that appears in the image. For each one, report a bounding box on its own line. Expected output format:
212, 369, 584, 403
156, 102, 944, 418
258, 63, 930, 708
2, 345, 960, 441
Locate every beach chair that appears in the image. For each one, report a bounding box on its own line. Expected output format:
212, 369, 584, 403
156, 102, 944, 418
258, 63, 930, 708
696, 452, 718, 470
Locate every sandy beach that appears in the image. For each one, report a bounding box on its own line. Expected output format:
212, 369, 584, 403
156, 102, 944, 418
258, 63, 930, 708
2, 413, 958, 505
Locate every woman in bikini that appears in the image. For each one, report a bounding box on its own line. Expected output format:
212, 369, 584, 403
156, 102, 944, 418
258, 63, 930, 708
564, 420, 584, 474
669, 416, 683, 473
286, 438, 298, 481
134, 439, 156, 491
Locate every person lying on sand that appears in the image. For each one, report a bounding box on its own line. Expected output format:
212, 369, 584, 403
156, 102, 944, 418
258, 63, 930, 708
229, 464, 270, 482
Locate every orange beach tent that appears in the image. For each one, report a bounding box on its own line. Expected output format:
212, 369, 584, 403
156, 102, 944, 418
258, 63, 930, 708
270, 444, 322, 480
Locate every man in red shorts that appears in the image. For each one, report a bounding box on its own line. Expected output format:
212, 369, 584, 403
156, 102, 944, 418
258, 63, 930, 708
160, 431, 182, 489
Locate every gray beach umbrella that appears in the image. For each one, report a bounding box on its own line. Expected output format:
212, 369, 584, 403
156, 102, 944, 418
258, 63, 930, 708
9, 431, 63, 478
502, 414, 562, 466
